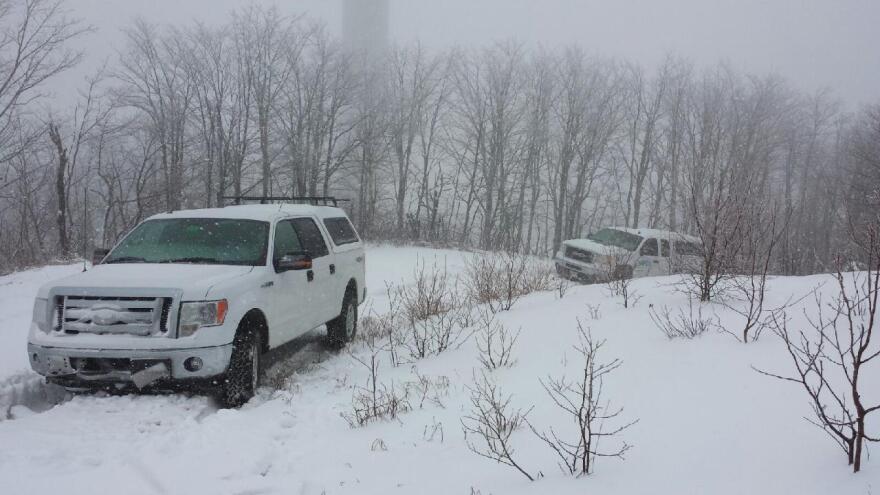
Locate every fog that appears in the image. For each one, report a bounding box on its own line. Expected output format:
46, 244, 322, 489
60, 0, 878, 106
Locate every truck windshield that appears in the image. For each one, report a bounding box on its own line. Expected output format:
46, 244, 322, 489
587, 228, 643, 252
104, 218, 270, 266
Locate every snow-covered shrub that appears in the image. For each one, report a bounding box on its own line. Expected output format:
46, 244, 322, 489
650, 301, 715, 340
395, 259, 456, 322
475, 309, 520, 370
408, 372, 451, 409
529, 321, 637, 476
519, 258, 556, 294
404, 303, 470, 360
586, 303, 602, 320
343, 349, 412, 428
423, 417, 445, 442
462, 372, 537, 481
463, 251, 551, 313
599, 252, 641, 308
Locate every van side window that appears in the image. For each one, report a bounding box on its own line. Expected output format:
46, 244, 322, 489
323, 217, 360, 245
660, 239, 670, 257
291, 218, 329, 258
640, 238, 659, 256
273, 220, 303, 261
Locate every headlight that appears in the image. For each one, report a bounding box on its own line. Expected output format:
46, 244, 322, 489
179, 300, 228, 337
32, 298, 49, 332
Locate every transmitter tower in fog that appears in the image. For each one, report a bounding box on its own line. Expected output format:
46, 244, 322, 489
342, 0, 389, 61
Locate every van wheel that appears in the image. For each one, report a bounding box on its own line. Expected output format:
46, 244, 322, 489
219, 326, 262, 408
327, 290, 357, 349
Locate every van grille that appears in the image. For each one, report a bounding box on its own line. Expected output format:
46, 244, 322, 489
58, 296, 173, 336
565, 246, 593, 264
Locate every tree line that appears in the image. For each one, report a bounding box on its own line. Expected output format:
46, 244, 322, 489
1, 0, 878, 274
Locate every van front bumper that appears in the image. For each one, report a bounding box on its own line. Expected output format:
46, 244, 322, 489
27, 342, 233, 387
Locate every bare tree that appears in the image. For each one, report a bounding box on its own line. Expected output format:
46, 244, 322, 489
462, 372, 536, 481
600, 251, 640, 308
46, 73, 111, 257
0, 0, 87, 159
475, 308, 520, 370
756, 223, 880, 472
529, 321, 637, 476
722, 201, 787, 343
232, 6, 305, 199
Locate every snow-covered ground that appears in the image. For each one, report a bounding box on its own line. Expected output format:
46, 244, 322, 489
0, 246, 877, 494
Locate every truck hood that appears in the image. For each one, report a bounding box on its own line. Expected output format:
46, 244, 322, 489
37, 263, 255, 300
564, 239, 631, 257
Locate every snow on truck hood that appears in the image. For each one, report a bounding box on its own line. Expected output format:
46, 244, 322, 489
563, 238, 629, 256
36, 263, 254, 300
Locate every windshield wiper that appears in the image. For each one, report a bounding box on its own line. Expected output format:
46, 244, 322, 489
104, 256, 147, 264
162, 257, 220, 264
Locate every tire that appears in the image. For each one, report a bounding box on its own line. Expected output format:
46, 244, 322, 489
218, 324, 262, 408
327, 289, 357, 349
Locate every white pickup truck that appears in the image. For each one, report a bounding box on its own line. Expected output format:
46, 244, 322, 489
27, 202, 365, 407
554, 227, 702, 283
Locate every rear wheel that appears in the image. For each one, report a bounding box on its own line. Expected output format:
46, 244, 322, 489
218, 325, 262, 408
327, 289, 357, 349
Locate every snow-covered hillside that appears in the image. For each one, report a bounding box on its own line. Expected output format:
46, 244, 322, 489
0, 246, 877, 494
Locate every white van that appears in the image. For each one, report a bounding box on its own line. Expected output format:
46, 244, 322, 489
554, 227, 702, 283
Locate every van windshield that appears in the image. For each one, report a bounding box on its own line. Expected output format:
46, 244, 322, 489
587, 228, 643, 252
104, 218, 270, 266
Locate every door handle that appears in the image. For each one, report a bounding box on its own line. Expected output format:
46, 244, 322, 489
307, 270, 314, 282
329, 264, 336, 275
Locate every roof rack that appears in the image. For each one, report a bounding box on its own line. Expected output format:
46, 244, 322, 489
222, 196, 350, 207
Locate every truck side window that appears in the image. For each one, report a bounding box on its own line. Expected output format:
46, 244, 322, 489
675, 241, 702, 256
640, 238, 659, 256
323, 217, 360, 245
660, 239, 670, 257
273, 220, 303, 261
291, 218, 329, 258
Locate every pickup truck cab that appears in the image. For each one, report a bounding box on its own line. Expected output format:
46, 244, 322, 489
27, 203, 365, 407
554, 227, 702, 283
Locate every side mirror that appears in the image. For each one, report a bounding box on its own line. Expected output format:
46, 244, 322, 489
275, 252, 312, 273
92, 248, 110, 265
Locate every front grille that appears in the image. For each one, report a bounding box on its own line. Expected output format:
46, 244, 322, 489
565, 246, 593, 264
59, 295, 173, 337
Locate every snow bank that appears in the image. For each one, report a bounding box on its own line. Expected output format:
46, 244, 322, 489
0, 248, 876, 494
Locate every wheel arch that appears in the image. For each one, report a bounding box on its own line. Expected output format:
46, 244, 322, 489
345, 278, 357, 299
238, 308, 270, 354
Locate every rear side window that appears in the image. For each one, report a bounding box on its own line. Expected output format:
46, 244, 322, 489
640, 238, 659, 256
675, 241, 702, 256
323, 217, 360, 246
291, 218, 329, 258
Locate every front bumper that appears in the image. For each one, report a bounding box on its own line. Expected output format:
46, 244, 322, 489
554, 257, 603, 283
27, 343, 233, 387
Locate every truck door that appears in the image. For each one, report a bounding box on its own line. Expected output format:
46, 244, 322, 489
290, 217, 337, 330
633, 238, 661, 278
271, 219, 313, 346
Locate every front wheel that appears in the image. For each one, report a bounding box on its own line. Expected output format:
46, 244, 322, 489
218, 327, 262, 408
327, 290, 357, 349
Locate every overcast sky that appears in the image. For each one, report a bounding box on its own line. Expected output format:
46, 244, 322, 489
57, 0, 879, 107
